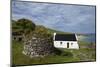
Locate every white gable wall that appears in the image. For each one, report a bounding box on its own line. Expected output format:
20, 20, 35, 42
54, 41, 79, 49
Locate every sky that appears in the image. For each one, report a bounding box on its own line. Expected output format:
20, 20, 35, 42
12, 1, 96, 34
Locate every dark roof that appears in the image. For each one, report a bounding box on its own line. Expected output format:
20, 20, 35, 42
55, 34, 77, 41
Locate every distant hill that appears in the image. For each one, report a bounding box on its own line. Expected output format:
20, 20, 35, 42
36, 25, 72, 34
11, 20, 73, 34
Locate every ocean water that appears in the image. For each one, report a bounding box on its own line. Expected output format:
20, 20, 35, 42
77, 34, 96, 43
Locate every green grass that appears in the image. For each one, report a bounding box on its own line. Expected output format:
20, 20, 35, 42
12, 40, 96, 66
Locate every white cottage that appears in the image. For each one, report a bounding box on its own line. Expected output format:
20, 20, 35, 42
53, 33, 79, 49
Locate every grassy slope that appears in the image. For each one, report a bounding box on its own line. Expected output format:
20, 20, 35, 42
46, 28, 71, 34
12, 40, 96, 65
36, 25, 72, 34
12, 40, 77, 65
12, 25, 96, 65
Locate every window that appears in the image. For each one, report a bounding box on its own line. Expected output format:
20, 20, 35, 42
60, 42, 62, 44
14, 37, 16, 40
71, 43, 73, 45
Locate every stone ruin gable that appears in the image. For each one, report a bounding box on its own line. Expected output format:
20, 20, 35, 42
22, 36, 56, 58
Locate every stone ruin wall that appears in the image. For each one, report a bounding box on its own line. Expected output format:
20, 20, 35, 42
22, 37, 56, 58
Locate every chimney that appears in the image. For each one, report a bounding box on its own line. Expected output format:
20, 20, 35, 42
53, 33, 56, 40
75, 34, 78, 41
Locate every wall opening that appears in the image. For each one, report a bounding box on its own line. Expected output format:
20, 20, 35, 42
71, 43, 73, 45
67, 42, 69, 48
60, 42, 62, 44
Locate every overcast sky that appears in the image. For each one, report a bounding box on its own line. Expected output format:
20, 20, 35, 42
12, 1, 96, 34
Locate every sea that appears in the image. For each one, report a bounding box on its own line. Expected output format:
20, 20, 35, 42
77, 34, 96, 43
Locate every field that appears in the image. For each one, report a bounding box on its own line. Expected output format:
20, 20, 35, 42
12, 40, 96, 66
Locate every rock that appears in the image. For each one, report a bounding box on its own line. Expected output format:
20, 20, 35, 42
22, 36, 56, 58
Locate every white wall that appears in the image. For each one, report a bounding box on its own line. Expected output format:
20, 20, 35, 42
54, 41, 79, 49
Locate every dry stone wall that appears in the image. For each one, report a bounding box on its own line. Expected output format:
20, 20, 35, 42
22, 36, 56, 58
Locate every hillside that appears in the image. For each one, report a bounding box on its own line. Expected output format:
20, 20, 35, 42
12, 19, 96, 66
36, 25, 72, 34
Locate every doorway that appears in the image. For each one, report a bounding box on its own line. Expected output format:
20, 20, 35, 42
67, 42, 69, 48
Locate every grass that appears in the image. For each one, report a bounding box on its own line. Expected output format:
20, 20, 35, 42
12, 40, 96, 66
